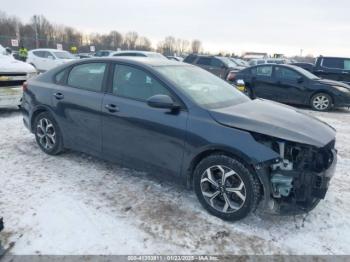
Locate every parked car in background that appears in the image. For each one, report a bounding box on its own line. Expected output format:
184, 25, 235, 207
184, 54, 244, 81
248, 58, 289, 66
0, 45, 37, 108
27, 49, 76, 72
313, 56, 350, 84
94, 50, 115, 57
235, 64, 350, 111
231, 58, 249, 67
76, 53, 94, 59
112, 50, 167, 59
22, 57, 337, 221
291, 62, 315, 72
167, 56, 183, 62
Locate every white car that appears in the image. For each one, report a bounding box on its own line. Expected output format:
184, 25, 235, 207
111, 50, 167, 59
27, 49, 77, 72
0, 45, 37, 108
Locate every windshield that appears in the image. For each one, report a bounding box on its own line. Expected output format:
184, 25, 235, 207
53, 51, 75, 59
293, 66, 320, 80
218, 57, 238, 68
155, 65, 249, 109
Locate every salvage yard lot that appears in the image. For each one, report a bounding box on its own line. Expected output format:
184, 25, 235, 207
0, 107, 350, 255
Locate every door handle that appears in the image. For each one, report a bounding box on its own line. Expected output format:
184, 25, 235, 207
105, 103, 119, 113
53, 92, 64, 100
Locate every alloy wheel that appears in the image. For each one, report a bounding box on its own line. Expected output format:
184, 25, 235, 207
36, 118, 56, 150
200, 165, 246, 213
313, 95, 330, 110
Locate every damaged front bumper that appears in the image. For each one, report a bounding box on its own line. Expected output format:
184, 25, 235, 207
254, 138, 337, 215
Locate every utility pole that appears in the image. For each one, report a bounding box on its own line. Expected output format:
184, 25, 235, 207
300, 49, 303, 57
34, 15, 39, 48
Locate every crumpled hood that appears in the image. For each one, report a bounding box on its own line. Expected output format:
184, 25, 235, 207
316, 78, 350, 90
0, 55, 36, 73
209, 99, 336, 148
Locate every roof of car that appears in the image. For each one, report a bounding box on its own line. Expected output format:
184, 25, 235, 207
112, 50, 160, 54
81, 56, 186, 67
29, 48, 68, 52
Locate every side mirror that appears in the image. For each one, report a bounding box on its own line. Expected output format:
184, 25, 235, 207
48, 55, 55, 60
147, 95, 180, 110
297, 77, 304, 83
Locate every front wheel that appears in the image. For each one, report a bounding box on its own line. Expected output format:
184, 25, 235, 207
34, 112, 63, 155
311, 93, 333, 111
193, 154, 261, 221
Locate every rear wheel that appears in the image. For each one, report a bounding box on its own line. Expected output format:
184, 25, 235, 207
311, 93, 333, 111
245, 86, 253, 99
34, 112, 63, 155
193, 154, 261, 221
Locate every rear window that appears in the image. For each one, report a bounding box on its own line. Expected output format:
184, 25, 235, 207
183, 55, 197, 63
322, 58, 344, 69
67, 63, 106, 92
196, 57, 212, 66
252, 66, 273, 77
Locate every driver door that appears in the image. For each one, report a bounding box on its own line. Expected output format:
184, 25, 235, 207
102, 64, 188, 177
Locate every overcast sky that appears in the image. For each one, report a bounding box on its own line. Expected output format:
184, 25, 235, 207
4, 0, 350, 56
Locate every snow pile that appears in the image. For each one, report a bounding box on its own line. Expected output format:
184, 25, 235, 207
0, 108, 349, 255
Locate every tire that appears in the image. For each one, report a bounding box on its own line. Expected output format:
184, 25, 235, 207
34, 112, 63, 155
310, 93, 333, 111
245, 86, 253, 99
193, 154, 261, 221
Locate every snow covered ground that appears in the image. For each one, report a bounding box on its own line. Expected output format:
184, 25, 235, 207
0, 107, 349, 255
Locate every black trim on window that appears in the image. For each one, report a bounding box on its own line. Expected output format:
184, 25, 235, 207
107, 62, 187, 110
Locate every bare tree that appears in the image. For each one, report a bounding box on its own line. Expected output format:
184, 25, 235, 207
191, 39, 202, 54
176, 38, 189, 55
123, 31, 138, 50
136, 36, 152, 51
109, 31, 123, 49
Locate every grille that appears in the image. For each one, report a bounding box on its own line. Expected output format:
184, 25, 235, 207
0, 80, 26, 87
0, 72, 27, 77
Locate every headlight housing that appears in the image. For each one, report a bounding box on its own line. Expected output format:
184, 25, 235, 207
27, 72, 38, 79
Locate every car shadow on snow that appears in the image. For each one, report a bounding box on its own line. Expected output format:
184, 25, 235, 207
0, 108, 21, 118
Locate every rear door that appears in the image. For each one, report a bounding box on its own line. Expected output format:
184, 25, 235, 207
31, 51, 46, 71
250, 65, 276, 100
51, 62, 108, 155
101, 63, 188, 176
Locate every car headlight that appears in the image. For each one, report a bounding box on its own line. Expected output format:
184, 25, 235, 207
27, 72, 38, 79
333, 85, 350, 93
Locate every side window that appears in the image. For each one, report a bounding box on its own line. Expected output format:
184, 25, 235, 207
275, 67, 300, 81
196, 57, 212, 66
55, 69, 68, 84
33, 51, 45, 58
344, 59, 350, 70
183, 55, 197, 63
46, 51, 54, 59
256, 66, 273, 77
322, 58, 343, 69
211, 58, 224, 68
112, 65, 171, 101
67, 63, 106, 92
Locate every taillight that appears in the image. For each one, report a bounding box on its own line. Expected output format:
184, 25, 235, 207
226, 71, 236, 82
22, 81, 28, 91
